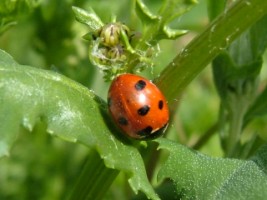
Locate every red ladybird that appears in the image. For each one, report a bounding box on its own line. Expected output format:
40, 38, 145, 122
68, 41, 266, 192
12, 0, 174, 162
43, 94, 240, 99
107, 74, 169, 140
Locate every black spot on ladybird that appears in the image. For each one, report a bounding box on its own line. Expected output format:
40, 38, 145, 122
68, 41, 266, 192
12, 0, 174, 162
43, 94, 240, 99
137, 105, 150, 116
118, 117, 128, 126
135, 80, 146, 91
137, 126, 153, 136
158, 100, 164, 110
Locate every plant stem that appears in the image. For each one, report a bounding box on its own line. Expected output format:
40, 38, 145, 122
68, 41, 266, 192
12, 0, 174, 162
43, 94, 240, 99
127, 21, 161, 72
226, 95, 249, 157
68, 149, 119, 200
156, 0, 267, 108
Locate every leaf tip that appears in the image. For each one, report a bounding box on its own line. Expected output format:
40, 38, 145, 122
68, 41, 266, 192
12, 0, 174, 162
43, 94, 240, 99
0, 141, 11, 158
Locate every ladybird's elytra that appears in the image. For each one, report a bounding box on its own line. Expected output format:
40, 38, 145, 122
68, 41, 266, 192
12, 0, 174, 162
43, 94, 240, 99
108, 73, 169, 140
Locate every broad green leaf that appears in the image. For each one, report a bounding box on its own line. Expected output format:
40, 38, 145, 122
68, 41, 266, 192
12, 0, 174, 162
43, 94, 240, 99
0, 50, 159, 200
157, 138, 267, 199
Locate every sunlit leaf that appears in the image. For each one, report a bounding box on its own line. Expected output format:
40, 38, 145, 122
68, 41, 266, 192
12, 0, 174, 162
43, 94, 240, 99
0, 49, 159, 200
157, 138, 267, 199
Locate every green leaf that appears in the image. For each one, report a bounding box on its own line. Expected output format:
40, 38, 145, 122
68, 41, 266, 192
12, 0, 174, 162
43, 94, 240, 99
0, 20, 17, 35
135, 0, 161, 25
245, 86, 267, 124
157, 138, 267, 199
72, 6, 103, 32
212, 53, 262, 100
162, 25, 188, 40
239, 15, 267, 124
155, 0, 197, 40
228, 14, 267, 67
213, 11, 267, 99
134, 0, 196, 43
211, 14, 267, 156
158, 0, 198, 24
0, 50, 159, 200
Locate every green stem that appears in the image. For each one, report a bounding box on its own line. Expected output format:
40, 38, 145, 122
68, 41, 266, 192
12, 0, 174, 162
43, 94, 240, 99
68, 149, 119, 200
207, 0, 226, 20
226, 95, 249, 157
156, 0, 267, 108
127, 22, 161, 72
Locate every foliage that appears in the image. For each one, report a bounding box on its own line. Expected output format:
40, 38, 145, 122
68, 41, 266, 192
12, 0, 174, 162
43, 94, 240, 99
1, 0, 267, 199
72, 0, 197, 80
0, 0, 38, 34
157, 138, 267, 199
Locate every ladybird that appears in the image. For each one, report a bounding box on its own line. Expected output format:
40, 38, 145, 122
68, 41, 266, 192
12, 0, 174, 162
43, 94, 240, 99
107, 74, 169, 140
